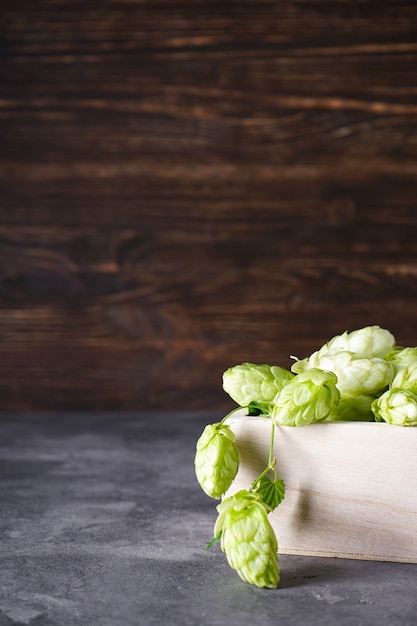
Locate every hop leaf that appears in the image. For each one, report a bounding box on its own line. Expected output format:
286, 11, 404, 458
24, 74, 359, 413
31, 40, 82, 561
194, 423, 239, 499
223, 363, 294, 411
206, 531, 222, 551
247, 401, 270, 416
214, 490, 280, 589
252, 475, 285, 511
271, 368, 340, 426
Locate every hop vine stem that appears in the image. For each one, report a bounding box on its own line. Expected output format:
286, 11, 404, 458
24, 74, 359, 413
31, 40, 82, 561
222, 406, 279, 488
220, 406, 245, 425
269, 421, 275, 469
251, 421, 278, 487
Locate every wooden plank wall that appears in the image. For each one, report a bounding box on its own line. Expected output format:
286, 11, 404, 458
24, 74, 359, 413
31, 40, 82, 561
1, 1, 417, 411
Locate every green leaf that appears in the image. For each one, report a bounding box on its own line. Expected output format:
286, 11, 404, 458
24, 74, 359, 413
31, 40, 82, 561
206, 531, 222, 551
253, 476, 285, 511
247, 401, 270, 416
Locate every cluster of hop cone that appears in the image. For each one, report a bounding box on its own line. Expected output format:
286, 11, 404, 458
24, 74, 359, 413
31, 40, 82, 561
194, 325, 417, 588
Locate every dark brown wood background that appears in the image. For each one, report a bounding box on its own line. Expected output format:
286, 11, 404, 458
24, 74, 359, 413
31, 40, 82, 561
1, 1, 417, 411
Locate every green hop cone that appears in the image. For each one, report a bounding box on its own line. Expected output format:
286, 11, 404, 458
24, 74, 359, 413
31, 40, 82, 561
291, 327, 395, 398
271, 368, 340, 426
322, 351, 393, 398
194, 423, 239, 499
214, 490, 279, 589
321, 325, 395, 358
294, 350, 394, 399
386, 347, 417, 375
222, 363, 294, 412
371, 388, 417, 426
390, 361, 417, 395
325, 394, 375, 422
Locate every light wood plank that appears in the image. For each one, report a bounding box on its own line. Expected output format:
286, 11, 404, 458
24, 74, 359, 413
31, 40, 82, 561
227, 413, 417, 562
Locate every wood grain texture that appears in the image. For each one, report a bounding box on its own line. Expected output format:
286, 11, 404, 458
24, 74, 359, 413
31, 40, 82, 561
1, 1, 417, 409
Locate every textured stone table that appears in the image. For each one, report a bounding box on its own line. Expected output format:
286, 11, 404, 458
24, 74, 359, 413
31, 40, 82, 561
0, 411, 416, 626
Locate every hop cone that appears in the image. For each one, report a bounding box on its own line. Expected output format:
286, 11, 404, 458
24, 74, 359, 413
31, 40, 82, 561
194, 423, 239, 499
321, 325, 395, 358
293, 350, 394, 399
292, 326, 395, 387
322, 351, 392, 398
390, 360, 417, 394
372, 389, 417, 426
325, 394, 375, 422
385, 347, 417, 375
214, 490, 279, 589
222, 363, 294, 411
271, 368, 340, 426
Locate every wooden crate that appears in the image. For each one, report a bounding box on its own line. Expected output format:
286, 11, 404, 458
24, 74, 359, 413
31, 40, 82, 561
226, 412, 417, 562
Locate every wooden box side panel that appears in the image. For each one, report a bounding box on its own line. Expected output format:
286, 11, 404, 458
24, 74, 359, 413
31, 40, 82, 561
227, 416, 417, 563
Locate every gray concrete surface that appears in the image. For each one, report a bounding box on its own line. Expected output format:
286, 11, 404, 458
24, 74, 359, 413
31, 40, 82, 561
0, 411, 415, 626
